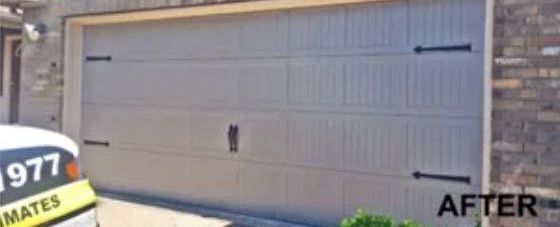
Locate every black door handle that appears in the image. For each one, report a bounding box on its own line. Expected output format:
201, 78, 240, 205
412, 170, 470, 184
227, 124, 239, 153
414, 44, 471, 54
228, 124, 234, 152
83, 140, 110, 147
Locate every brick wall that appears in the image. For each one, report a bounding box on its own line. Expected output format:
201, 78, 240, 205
492, 0, 560, 226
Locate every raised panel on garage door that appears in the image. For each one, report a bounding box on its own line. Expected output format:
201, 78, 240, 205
408, 0, 485, 52
80, 0, 485, 226
82, 62, 239, 107
84, 15, 243, 60
80, 147, 241, 209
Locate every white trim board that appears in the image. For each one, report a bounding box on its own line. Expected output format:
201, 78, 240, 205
481, 0, 495, 226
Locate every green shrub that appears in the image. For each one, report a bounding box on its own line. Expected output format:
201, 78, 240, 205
398, 219, 422, 227
474, 211, 481, 227
340, 209, 422, 227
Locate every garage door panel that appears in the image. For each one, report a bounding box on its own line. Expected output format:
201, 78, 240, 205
81, 105, 238, 159
409, 0, 484, 51
187, 62, 239, 106
83, 63, 191, 105
281, 168, 344, 225
238, 114, 288, 162
84, 62, 239, 107
85, 22, 164, 56
82, 63, 132, 103
346, 0, 407, 48
239, 12, 289, 54
81, 1, 484, 225
282, 54, 480, 117
407, 117, 482, 185
81, 148, 240, 208
343, 175, 408, 221
80, 148, 190, 199
85, 0, 484, 59
287, 115, 344, 169
190, 113, 234, 156
178, 17, 241, 54
239, 60, 288, 106
407, 53, 483, 117
344, 117, 408, 175
345, 56, 407, 109
238, 162, 287, 219
178, 156, 240, 208
289, 7, 346, 51
85, 15, 242, 57
84, 25, 129, 54
288, 59, 345, 107
81, 105, 191, 151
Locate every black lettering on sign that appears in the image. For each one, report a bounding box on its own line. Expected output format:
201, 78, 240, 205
518, 194, 537, 217
460, 194, 477, 216
28, 201, 40, 216
1, 209, 20, 226
437, 194, 459, 216
0, 194, 63, 226
19, 206, 32, 221
437, 194, 538, 217
498, 194, 516, 217
51, 195, 61, 208
478, 194, 496, 216
40, 197, 51, 212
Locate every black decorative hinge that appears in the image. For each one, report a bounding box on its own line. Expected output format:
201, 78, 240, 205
414, 44, 471, 54
83, 140, 110, 147
85, 55, 112, 62
412, 170, 471, 184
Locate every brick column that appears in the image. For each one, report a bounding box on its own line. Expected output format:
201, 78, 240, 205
492, 0, 560, 226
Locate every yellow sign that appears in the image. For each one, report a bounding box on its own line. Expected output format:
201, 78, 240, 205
0, 180, 96, 227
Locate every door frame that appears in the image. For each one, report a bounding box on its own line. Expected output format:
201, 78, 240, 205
62, 0, 494, 226
1, 34, 21, 124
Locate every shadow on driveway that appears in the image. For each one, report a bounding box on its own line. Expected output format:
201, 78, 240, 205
96, 192, 311, 227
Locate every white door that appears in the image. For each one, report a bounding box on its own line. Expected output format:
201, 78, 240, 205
81, 0, 485, 226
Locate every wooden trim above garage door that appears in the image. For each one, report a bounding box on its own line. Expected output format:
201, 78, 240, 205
69, 0, 391, 25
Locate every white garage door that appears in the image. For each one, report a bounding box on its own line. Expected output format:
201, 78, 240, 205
80, 0, 484, 226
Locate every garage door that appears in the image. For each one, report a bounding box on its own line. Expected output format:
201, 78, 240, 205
80, 0, 484, 226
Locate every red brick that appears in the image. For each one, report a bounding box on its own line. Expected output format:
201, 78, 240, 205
500, 173, 538, 185
494, 78, 523, 89
502, 68, 539, 78
527, 35, 560, 46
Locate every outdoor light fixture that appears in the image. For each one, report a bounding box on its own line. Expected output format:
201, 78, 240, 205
23, 23, 47, 41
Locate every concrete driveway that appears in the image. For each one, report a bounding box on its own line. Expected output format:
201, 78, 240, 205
96, 195, 310, 227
